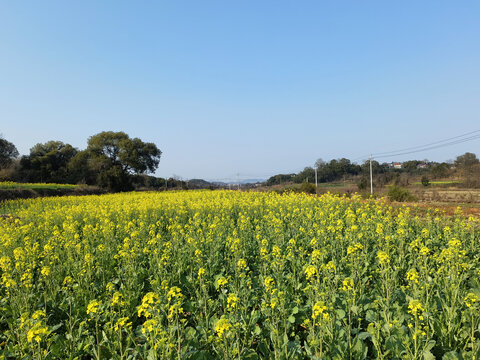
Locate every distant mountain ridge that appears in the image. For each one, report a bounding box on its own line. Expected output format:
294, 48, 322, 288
209, 178, 266, 185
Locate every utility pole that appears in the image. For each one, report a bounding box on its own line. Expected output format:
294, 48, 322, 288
369, 154, 373, 195
237, 173, 240, 190
165, 178, 167, 191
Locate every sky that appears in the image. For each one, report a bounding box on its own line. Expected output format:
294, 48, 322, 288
1, 1, 479, 181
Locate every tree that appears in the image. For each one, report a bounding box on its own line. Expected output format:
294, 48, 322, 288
402, 160, 422, 173
336, 158, 360, 176
0, 137, 19, 169
316, 158, 360, 182
19, 141, 78, 183
314, 158, 326, 169
85, 131, 162, 191
428, 162, 450, 178
361, 160, 389, 175
294, 167, 315, 183
67, 150, 98, 185
454, 152, 479, 168
266, 174, 295, 186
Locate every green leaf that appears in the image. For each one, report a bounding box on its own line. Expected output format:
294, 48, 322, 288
385, 336, 402, 354
365, 309, 377, 322
257, 341, 269, 356
242, 349, 259, 360
187, 350, 211, 360
50, 323, 63, 332
184, 326, 196, 340
442, 351, 461, 360
304, 341, 312, 356
352, 337, 367, 359
147, 348, 157, 360
336, 309, 346, 320
424, 340, 436, 352
288, 315, 296, 323
357, 332, 371, 340
423, 350, 435, 360
292, 306, 299, 314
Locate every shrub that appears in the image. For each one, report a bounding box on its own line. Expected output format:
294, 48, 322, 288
357, 177, 368, 190
299, 182, 317, 194
421, 176, 430, 187
387, 185, 417, 202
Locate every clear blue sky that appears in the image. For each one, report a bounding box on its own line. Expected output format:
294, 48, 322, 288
1, 1, 479, 181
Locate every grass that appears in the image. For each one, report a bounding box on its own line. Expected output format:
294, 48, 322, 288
413, 180, 461, 185
318, 182, 347, 188
0, 181, 78, 190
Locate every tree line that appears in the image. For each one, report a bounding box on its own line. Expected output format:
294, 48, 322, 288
266, 153, 480, 188
0, 131, 164, 192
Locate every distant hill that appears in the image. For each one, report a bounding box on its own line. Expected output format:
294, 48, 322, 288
239, 178, 266, 184
210, 179, 266, 185
187, 179, 217, 189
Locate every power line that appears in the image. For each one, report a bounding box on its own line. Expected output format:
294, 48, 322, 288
372, 129, 480, 157
353, 129, 480, 162
374, 134, 480, 159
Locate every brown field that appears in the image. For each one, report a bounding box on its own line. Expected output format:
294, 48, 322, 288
413, 188, 480, 203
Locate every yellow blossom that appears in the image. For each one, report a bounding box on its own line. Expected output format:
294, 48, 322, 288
305, 265, 317, 281
40, 266, 51, 277
406, 269, 419, 284
237, 259, 247, 271
111, 291, 125, 306
465, 293, 479, 308
377, 251, 390, 265
342, 277, 354, 292
217, 276, 228, 289
408, 299, 424, 317
86, 300, 102, 315
227, 293, 240, 311
198, 267, 206, 278
215, 317, 232, 338
27, 324, 48, 343
312, 301, 330, 321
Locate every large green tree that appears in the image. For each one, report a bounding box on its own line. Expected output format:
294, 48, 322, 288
19, 141, 78, 183
84, 131, 162, 191
67, 150, 98, 185
0, 136, 19, 169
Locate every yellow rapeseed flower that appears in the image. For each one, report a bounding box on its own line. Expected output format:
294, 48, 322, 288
86, 300, 102, 316
408, 299, 424, 317
215, 317, 232, 338
342, 277, 354, 292
312, 301, 330, 321
377, 251, 390, 265
406, 269, 419, 284
305, 265, 317, 281
198, 267, 206, 278
465, 293, 479, 308
227, 293, 239, 312
237, 259, 247, 271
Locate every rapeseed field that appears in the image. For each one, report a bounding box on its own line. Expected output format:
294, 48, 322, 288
0, 190, 479, 359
